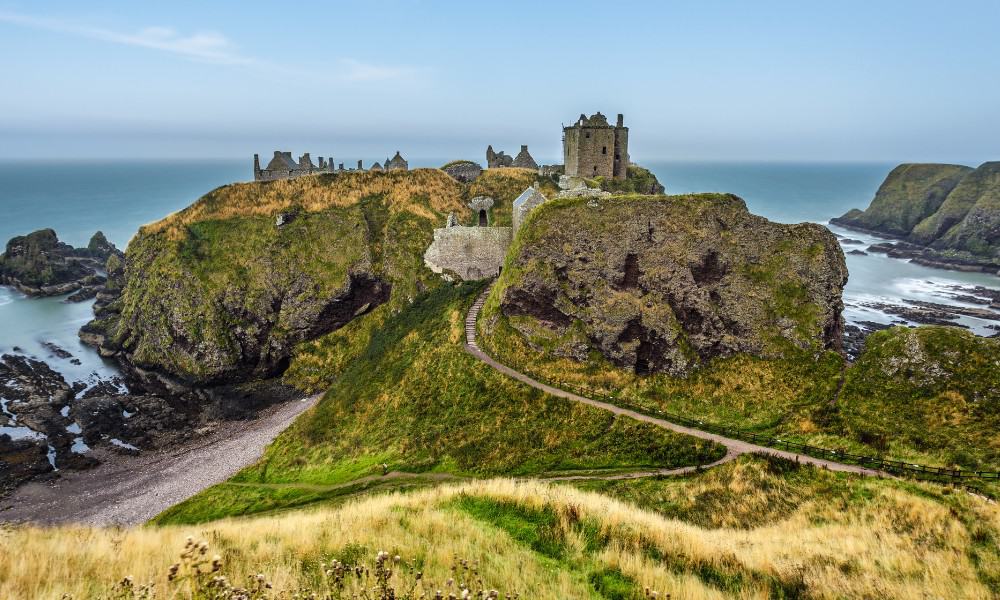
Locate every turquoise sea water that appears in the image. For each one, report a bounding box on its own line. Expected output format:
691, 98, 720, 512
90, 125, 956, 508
0, 159, 997, 395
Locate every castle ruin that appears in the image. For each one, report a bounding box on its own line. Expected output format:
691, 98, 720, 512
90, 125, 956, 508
486, 145, 538, 170
563, 112, 629, 179
253, 150, 408, 181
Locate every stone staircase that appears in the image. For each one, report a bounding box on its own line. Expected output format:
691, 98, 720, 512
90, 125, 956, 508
465, 285, 492, 349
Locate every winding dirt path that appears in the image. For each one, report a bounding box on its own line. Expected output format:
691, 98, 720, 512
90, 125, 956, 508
464, 287, 888, 479
0, 396, 318, 526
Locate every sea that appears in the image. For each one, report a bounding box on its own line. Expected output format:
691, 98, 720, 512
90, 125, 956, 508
1, 159, 997, 430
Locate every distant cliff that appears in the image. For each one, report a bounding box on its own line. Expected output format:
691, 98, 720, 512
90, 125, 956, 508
833, 162, 1000, 271
483, 193, 847, 376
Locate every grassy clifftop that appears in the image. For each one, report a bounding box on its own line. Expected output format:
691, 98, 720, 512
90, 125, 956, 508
94, 168, 540, 387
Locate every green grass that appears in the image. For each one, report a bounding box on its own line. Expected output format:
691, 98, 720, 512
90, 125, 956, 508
157, 283, 724, 524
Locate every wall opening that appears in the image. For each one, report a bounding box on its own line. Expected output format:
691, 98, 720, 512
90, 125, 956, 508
602, 146, 607, 154
593, 165, 598, 175
478, 209, 488, 226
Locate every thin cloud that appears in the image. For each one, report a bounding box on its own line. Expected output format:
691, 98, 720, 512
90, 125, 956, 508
339, 58, 420, 83
0, 11, 252, 65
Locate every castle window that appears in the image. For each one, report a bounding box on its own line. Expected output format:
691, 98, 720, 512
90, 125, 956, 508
585, 132, 590, 139
602, 146, 607, 154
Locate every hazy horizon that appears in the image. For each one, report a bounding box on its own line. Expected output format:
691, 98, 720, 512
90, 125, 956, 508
2, 1, 998, 164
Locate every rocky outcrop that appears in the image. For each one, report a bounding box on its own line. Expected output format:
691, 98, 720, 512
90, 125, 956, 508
833, 162, 1000, 272
0, 229, 122, 297
487, 193, 847, 376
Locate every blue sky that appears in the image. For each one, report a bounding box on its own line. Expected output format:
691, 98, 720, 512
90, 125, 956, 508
1, 0, 998, 163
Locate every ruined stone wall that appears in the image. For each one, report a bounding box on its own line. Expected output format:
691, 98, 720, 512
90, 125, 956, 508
443, 162, 483, 183
612, 127, 629, 180
423, 226, 513, 281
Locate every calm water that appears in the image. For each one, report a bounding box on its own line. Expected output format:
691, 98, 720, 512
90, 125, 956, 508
0, 159, 997, 394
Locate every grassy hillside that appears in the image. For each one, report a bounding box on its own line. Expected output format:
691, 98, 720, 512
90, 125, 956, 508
155, 283, 723, 524
837, 326, 1000, 470
911, 162, 1000, 247
4, 459, 998, 598
476, 196, 998, 471
481, 294, 1000, 473
94, 168, 556, 387
932, 162, 1000, 256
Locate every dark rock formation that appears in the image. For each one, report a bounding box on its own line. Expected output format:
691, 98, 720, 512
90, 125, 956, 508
0, 229, 121, 297
0, 435, 52, 495
489, 193, 847, 375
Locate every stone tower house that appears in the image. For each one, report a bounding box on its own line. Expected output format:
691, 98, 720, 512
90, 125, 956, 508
563, 112, 629, 180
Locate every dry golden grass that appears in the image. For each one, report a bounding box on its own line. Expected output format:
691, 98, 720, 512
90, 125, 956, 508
2, 477, 995, 599
143, 169, 469, 240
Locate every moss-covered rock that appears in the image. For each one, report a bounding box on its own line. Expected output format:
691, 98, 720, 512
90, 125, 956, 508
0, 229, 110, 296
838, 326, 1000, 468
594, 165, 665, 195
484, 193, 847, 376
833, 163, 972, 236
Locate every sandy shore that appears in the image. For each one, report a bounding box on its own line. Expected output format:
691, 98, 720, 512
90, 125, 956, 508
0, 395, 317, 526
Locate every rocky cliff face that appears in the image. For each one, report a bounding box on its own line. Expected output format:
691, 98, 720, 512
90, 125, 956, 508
485, 193, 847, 376
833, 162, 1000, 268
84, 170, 474, 390
0, 229, 119, 297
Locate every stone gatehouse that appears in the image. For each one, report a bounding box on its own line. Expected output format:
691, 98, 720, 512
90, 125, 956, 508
423, 186, 550, 281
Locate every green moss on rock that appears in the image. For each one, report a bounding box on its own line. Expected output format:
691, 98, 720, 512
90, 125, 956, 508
484, 193, 847, 376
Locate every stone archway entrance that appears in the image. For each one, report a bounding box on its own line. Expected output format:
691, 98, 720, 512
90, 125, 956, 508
478, 209, 488, 226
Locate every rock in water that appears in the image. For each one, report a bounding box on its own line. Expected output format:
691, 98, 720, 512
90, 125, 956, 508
489, 193, 847, 376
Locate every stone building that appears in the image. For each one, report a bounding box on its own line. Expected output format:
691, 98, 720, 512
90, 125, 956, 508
386, 151, 409, 171
487, 144, 538, 170
370, 162, 383, 172
563, 112, 629, 180
486, 145, 513, 168
512, 145, 539, 170
512, 187, 547, 232
254, 150, 336, 181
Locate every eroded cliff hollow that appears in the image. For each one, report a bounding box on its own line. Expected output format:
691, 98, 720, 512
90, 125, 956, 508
84, 169, 476, 390
482, 193, 847, 376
